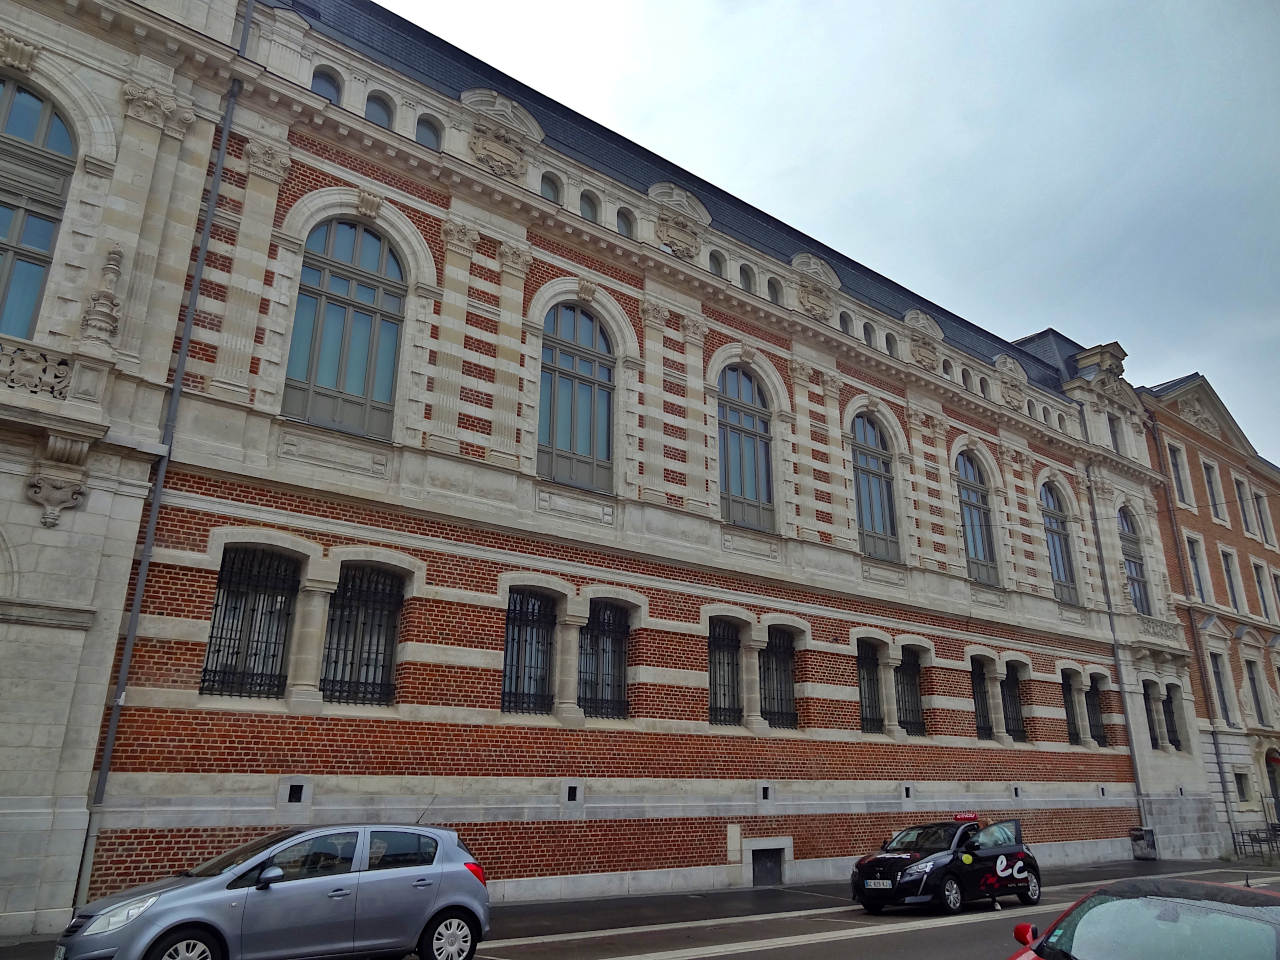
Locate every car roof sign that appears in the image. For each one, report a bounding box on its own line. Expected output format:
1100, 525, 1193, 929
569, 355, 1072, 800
953, 812, 979, 822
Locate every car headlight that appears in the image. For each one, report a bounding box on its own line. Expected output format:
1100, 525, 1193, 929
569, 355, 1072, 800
902, 859, 936, 878
82, 895, 158, 935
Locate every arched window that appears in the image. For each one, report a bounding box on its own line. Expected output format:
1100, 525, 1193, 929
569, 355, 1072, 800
862, 322, 876, 348
414, 115, 440, 150
979, 376, 990, 399
1085, 675, 1108, 745
717, 364, 773, 531
884, 332, 898, 358
616, 208, 634, 238
537, 302, 614, 491
320, 564, 404, 705
201, 547, 300, 698
0, 79, 74, 339
364, 93, 393, 128
1040, 483, 1077, 605
961, 369, 973, 391
766, 277, 782, 305
540, 173, 561, 204
283, 219, 405, 439
310, 68, 341, 104
942, 358, 954, 379
839, 311, 852, 335
1118, 506, 1151, 615
708, 250, 725, 277
851, 414, 898, 562
1026, 398, 1035, 417
579, 191, 599, 222
956, 451, 997, 585
1057, 413, 1066, 431
738, 264, 755, 294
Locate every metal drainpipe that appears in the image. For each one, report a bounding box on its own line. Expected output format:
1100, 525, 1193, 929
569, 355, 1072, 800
78, 0, 258, 904
1149, 416, 1238, 838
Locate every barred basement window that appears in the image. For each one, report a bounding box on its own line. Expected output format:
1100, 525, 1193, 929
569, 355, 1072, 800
1001, 669, 1028, 742
1061, 673, 1082, 745
759, 627, 797, 728
852, 414, 899, 562
894, 648, 926, 736
1142, 682, 1161, 749
320, 565, 404, 705
578, 599, 629, 718
502, 589, 555, 714
971, 659, 994, 740
718, 365, 774, 532
708, 619, 742, 725
956, 452, 998, 586
200, 548, 300, 698
1163, 686, 1183, 750
537, 303, 614, 492
1117, 507, 1151, 615
1085, 680, 1108, 746
1040, 483, 1078, 605
857, 639, 884, 734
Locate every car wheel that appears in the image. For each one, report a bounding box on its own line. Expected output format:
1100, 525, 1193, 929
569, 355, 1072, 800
1017, 870, 1042, 905
939, 875, 964, 914
862, 901, 883, 915
145, 927, 224, 960
421, 911, 478, 960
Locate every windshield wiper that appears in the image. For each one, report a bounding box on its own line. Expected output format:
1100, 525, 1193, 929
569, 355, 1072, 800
1034, 941, 1079, 960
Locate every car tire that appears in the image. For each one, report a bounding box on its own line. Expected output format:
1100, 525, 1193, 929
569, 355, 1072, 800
144, 926, 225, 960
1017, 870, 1042, 905
861, 901, 883, 915
938, 875, 964, 914
420, 910, 478, 960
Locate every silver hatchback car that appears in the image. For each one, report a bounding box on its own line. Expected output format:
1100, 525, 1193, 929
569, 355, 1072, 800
55, 824, 490, 960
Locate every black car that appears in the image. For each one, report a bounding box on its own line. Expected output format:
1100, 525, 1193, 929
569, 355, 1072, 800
851, 815, 1041, 914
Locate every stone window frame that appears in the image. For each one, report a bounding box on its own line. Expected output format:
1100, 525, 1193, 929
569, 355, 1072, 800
539, 171, 563, 204
1220, 544, 1245, 614
843, 396, 917, 566
363, 90, 395, 129
948, 436, 1006, 589
1255, 489, 1277, 548
1200, 454, 1230, 527
1045, 658, 1114, 750
1243, 654, 1272, 730
1056, 663, 1088, 747
1184, 530, 1210, 604
1231, 469, 1262, 541
1115, 499, 1153, 616
1250, 555, 1273, 622
574, 587, 643, 720
1205, 640, 1240, 730
1033, 467, 1087, 608
997, 651, 1034, 744
414, 114, 442, 151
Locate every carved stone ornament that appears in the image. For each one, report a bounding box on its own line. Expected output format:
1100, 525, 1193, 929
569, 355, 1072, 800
654, 210, 701, 259
1, 31, 38, 71
904, 309, 942, 371
788, 358, 813, 384
123, 80, 179, 128
0, 341, 71, 398
997, 442, 1025, 468
467, 122, 527, 180
739, 344, 759, 368
907, 407, 936, 435
995, 353, 1028, 410
497, 242, 533, 275
577, 278, 598, 303
790, 252, 840, 286
355, 187, 383, 219
1178, 395, 1221, 437
80, 246, 124, 347
460, 89, 545, 142
820, 370, 841, 400
441, 219, 479, 256
680, 315, 708, 344
796, 278, 833, 321
245, 141, 292, 184
27, 474, 84, 528
647, 183, 712, 226
641, 299, 670, 330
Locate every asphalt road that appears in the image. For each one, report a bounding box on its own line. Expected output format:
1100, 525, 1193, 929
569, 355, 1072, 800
476, 867, 1280, 960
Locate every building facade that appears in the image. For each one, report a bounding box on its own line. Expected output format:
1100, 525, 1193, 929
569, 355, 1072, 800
0, 0, 1237, 937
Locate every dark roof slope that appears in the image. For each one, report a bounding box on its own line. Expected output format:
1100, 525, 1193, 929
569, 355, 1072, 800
1144, 372, 1203, 396
1013, 329, 1087, 382
266, 0, 1067, 395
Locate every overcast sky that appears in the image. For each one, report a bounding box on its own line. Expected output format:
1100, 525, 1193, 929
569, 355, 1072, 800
382, 0, 1280, 459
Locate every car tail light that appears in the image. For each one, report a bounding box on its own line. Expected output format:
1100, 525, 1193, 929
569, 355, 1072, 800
464, 861, 486, 887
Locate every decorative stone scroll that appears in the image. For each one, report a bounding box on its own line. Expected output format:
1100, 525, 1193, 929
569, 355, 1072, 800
497, 242, 533, 275
680, 314, 707, 344
355, 187, 383, 219
654, 210, 701, 259
994, 353, 1028, 411
788, 358, 813, 384
904, 309, 942, 371
27, 475, 83, 528
577, 278, 598, 304
0, 341, 71, 398
1, 31, 38, 71
441, 219, 479, 256
246, 141, 293, 184
796, 278, 832, 321
80, 246, 124, 347
123, 80, 180, 128
641, 299, 670, 330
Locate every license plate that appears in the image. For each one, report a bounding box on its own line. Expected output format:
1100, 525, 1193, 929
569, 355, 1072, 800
53, 947, 65, 960
865, 879, 893, 889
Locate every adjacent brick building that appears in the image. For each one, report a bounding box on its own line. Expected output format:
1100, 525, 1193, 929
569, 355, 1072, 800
0, 0, 1257, 937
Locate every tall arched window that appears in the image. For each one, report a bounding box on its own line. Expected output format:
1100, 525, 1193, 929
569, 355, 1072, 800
310, 68, 341, 104
956, 451, 997, 585
862, 322, 876, 348
708, 250, 725, 277
739, 264, 755, 294
961, 369, 973, 391
283, 219, 405, 439
979, 376, 990, 399
884, 332, 898, 358
766, 277, 782, 304
537, 302, 614, 491
0, 79, 74, 339
415, 115, 441, 150
616, 208, 634, 238
1040, 483, 1077, 605
364, 93, 393, 128
851, 414, 898, 562
540, 173, 561, 204
839, 311, 852, 335
718, 365, 773, 531
579, 191, 599, 222
1118, 506, 1151, 614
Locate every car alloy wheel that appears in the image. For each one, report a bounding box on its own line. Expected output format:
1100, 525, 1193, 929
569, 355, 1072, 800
1018, 870, 1041, 905
430, 915, 475, 960
146, 928, 223, 960
161, 941, 213, 960
942, 876, 963, 913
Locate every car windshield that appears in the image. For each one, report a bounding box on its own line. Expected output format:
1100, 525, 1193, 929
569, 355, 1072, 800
185, 829, 307, 877
883, 824, 958, 853
1037, 892, 1280, 960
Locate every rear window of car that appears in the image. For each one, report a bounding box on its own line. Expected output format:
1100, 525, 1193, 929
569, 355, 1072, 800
369, 831, 437, 870
455, 836, 475, 859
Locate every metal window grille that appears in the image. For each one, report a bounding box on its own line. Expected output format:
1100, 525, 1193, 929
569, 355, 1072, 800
852, 415, 899, 562
319, 565, 403, 705
894, 648, 926, 736
956, 453, 998, 585
1162, 689, 1182, 750
536, 303, 615, 493
972, 660, 994, 740
200, 548, 300, 698
1040, 485, 1078, 605
578, 599, 629, 718
502, 589, 555, 714
717, 365, 774, 532
1118, 509, 1151, 615
1062, 675, 1082, 745
1001, 671, 1027, 742
857, 639, 884, 734
708, 619, 742, 725
760, 627, 797, 728
1142, 684, 1161, 749
1085, 683, 1108, 746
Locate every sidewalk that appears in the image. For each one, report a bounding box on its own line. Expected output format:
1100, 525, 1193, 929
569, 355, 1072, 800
0, 856, 1254, 960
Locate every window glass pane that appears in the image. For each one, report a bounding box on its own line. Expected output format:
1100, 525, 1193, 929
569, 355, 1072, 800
595, 389, 611, 460
616, 211, 632, 237
316, 303, 345, 388
305, 224, 328, 252
311, 71, 340, 103
538, 371, 553, 445
559, 305, 575, 341
598, 365, 611, 383
742, 435, 757, 500
286, 294, 318, 381
415, 118, 440, 150
300, 265, 322, 287
359, 229, 382, 273
373, 320, 398, 404
555, 374, 572, 450
365, 96, 391, 127
574, 380, 592, 455
19, 214, 57, 252
46, 112, 73, 155
577, 312, 594, 347
4, 88, 42, 142
344, 311, 372, 395
332, 222, 357, 263
384, 250, 403, 283
354, 283, 376, 304
577, 357, 593, 376
728, 431, 742, 495
0, 259, 45, 337
327, 274, 350, 296
0, 204, 14, 239
381, 293, 402, 313
558, 352, 574, 370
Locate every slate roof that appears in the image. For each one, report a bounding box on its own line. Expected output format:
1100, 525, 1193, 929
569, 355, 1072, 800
1144, 372, 1203, 396
1013, 329, 1087, 383
264, 0, 1069, 396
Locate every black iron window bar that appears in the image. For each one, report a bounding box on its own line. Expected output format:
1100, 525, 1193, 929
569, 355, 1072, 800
320, 565, 404, 705
895, 648, 926, 736
708, 619, 743, 725
1062, 676, 1082, 745
502, 589, 555, 714
858, 639, 884, 734
972, 660, 994, 740
578, 599, 630, 718
760, 627, 798, 729
1085, 684, 1108, 746
1001, 672, 1028, 742
1162, 692, 1182, 751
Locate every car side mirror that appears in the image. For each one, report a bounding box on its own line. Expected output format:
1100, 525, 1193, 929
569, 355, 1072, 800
1013, 923, 1039, 946
256, 865, 284, 889
881, 838, 891, 850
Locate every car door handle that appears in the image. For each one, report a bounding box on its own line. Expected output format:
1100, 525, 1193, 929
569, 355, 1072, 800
412, 879, 434, 888
328, 889, 352, 899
